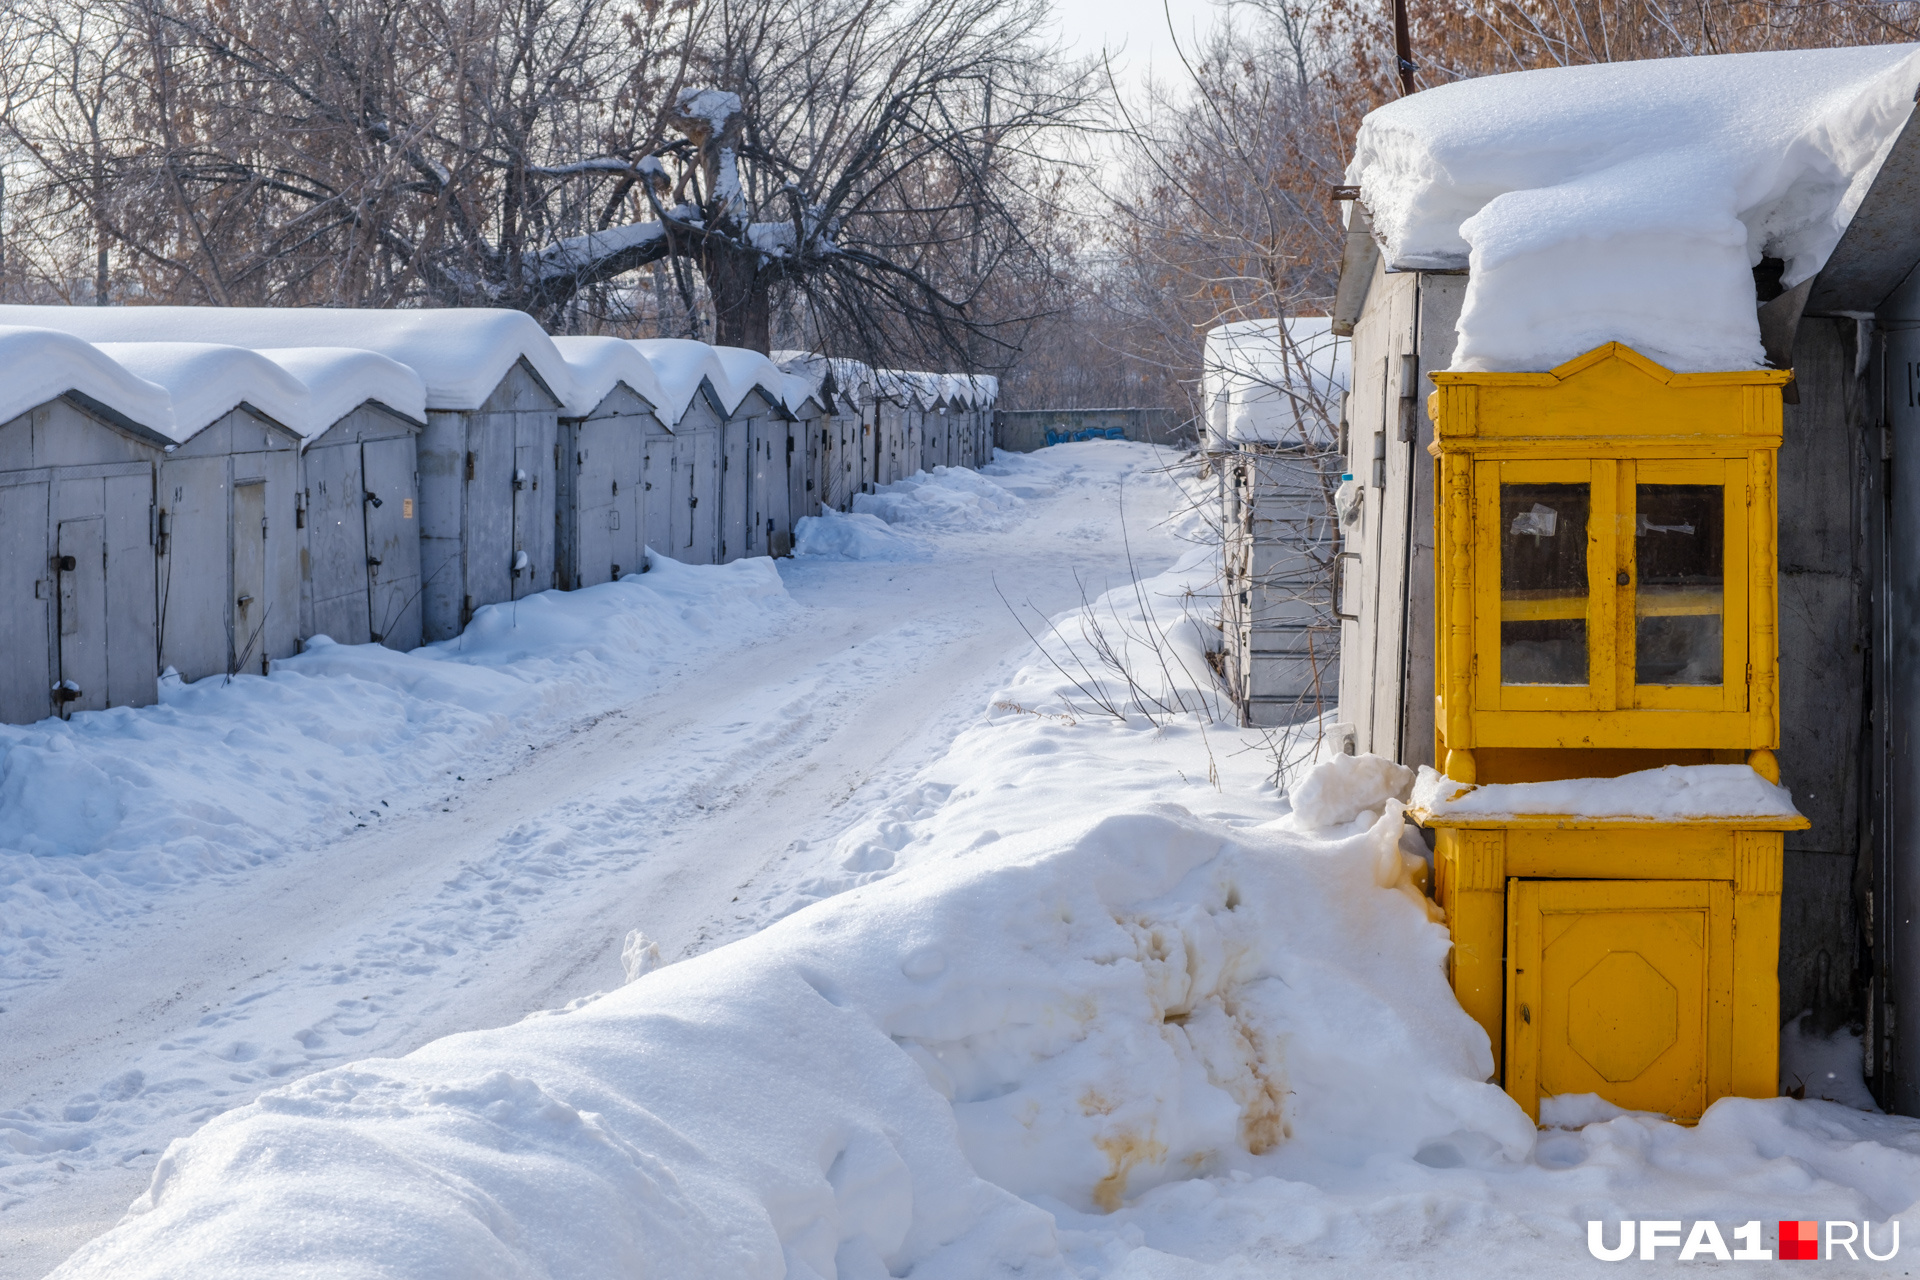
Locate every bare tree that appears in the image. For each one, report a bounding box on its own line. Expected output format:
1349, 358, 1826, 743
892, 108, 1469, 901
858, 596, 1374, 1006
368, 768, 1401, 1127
0, 0, 1090, 368
533, 0, 1093, 363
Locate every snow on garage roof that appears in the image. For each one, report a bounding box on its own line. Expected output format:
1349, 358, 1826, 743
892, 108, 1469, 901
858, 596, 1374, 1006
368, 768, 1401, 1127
255, 348, 427, 438
551, 336, 667, 419
0, 305, 575, 411
94, 342, 309, 441
0, 326, 176, 439
1346, 44, 1920, 372
708, 345, 790, 415
1201, 317, 1348, 449
630, 339, 729, 425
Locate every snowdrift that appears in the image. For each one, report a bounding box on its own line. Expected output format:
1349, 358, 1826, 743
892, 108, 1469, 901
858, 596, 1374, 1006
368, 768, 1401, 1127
52, 543, 1529, 1278
794, 464, 1027, 559
36, 446, 1920, 1277
0, 553, 795, 992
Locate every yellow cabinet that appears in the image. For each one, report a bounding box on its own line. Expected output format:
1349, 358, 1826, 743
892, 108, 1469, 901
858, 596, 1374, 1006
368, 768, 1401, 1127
1416, 345, 1805, 1122
1508, 879, 1729, 1120
1430, 344, 1788, 773
1431, 820, 1797, 1123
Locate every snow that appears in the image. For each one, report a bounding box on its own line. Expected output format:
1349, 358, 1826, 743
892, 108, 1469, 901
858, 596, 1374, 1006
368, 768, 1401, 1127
630, 338, 728, 424
0, 442, 1184, 1276
551, 335, 667, 419
91, 343, 309, 441
0, 551, 795, 994
1781, 1015, 1878, 1111
0, 303, 986, 446
18, 441, 1920, 1278
709, 344, 788, 414
775, 354, 1000, 418
1410, 762, 1804, 822
1347, 45, 1920, 372
254, 348, 427, 437
676, 87, 742, 131
794, 509, 931, 561
793, 465, 1030, 559
1201, 317, 1349, 450
0, 326, 174, 438
1289, 751, 1414, 828
0, 306, 576, 412
852, 466, 1026, 533
535, 222, 666, 286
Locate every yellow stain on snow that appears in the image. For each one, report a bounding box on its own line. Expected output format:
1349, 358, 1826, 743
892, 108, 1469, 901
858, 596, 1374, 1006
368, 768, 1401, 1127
1092, 1128, 1167, 1212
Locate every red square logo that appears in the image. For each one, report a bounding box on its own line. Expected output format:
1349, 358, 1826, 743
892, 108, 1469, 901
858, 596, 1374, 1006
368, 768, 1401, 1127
1780, 1221, 1820, 1260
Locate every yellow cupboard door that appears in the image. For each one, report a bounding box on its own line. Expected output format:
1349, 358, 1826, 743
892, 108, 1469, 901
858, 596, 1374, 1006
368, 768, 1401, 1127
1507, 879, 1733, 1121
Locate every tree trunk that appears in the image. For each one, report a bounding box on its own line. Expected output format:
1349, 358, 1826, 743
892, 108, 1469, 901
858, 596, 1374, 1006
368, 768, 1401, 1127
706, 244, 772, 353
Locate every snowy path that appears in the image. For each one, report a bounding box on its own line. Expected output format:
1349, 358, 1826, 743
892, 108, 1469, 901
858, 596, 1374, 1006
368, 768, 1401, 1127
1, 445, 1193, 1278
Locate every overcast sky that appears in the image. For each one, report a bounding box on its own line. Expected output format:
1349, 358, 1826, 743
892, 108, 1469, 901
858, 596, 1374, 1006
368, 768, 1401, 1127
1045, 0, 1219, 101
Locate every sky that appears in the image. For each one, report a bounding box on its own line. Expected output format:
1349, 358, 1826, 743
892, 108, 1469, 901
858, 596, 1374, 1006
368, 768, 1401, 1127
1046, 0, 1219, 102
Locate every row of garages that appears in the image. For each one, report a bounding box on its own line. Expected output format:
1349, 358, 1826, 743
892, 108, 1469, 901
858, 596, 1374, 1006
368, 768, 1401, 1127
0, 307, 997, 726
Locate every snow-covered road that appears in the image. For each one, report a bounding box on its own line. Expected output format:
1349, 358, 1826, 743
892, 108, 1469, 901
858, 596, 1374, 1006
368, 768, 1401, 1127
0, 444, 1195, 1277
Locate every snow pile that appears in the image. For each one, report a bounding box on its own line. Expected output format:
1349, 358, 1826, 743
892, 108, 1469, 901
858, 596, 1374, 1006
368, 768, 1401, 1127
49, 551, 1528, 1279
708, 345, 789, 415
775, 351, 1001, 419
851, 466, 1024, 533
793, 509, 931, 561
0, 551, 796, 991
1347, 45, 1920, 372
797, 463, 1029, 557
1289, 751, 1414, 828
1411, 762, 1804, 822
0, 308, 985, 442
1200, 317, 1349, 450
37, 488, 1920, 1277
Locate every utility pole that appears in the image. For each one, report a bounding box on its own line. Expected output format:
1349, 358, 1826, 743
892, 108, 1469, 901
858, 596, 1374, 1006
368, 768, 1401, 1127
1393, 0, 1417, 96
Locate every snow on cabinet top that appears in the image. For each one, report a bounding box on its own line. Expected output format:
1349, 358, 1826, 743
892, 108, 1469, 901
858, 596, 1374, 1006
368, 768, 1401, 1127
1201, 316, 1348, 449
1346, 44, 1920, 372
1410, 763, 1803, 822
93, 343, 309, 442
0, 326, 176, 438
0, 305, 576, 412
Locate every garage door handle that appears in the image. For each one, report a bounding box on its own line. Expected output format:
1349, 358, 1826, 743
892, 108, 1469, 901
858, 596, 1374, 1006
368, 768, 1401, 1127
53, 554, 76, 572
1334, 551, 1363, 621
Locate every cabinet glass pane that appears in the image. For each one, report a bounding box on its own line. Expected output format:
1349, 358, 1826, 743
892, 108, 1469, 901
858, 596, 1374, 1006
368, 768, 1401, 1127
1501, 482, 1588, 685
1635, 483, 1723, 685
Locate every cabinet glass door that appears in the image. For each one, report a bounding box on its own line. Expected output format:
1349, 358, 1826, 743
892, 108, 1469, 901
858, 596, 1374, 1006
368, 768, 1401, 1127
1477, 458, 1612, 712
1633, 484, 1722, 685
1501, 481, 1590, 685
1628, 459, 1746, 712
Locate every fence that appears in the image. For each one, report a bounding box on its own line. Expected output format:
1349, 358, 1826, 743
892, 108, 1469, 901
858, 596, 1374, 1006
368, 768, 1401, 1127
993, 408, 1195, 453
